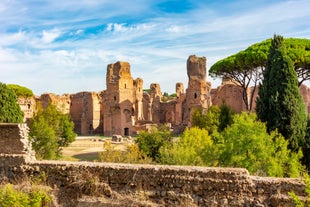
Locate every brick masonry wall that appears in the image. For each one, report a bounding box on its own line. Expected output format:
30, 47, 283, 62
0, 124, 306, 207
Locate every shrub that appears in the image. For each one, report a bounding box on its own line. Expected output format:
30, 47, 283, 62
0, 184, 52, 207
159, 127, 217, 166
219, 113, 304, 177
98, 141, 152, 164
136, 126, 172, 162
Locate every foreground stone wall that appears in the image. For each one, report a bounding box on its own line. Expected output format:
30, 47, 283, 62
0, 123, 35, 161
0, 158, 306, 206
0, 125, 306, 207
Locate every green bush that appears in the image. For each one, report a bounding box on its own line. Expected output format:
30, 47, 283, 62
136, 126, 172, 162
191, 103, 234, 136
0, 184, 52, 207
160, 112, 304, 177
191, 106, 220, 135
219, 113, 304, 177
160, 127, 217, 166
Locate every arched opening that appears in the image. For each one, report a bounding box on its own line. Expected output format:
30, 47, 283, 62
194, 93, 197, 99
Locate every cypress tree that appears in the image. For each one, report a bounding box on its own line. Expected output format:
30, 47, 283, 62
256, 34, 307, 151
0, 82, 24, 123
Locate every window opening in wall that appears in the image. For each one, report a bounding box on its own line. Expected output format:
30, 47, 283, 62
124, 127, 129, 136
125, 83, 127, 89
194, 93, 197, 99
27, 104, 31, 109
114, 96, 116, 101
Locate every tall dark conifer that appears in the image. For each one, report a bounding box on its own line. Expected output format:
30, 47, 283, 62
256, 34, 307, 151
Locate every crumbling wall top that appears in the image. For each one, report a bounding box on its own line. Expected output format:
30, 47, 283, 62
107, 61, 131, 84
187, 55, 207, 80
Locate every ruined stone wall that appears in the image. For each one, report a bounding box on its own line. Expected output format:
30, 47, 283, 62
70, 92, 103, 135
16, 56, 310, 137
133, 78, 144, 121
161, 101, 177, 125
70, 92, 86, 134
149, 83, 162, 123
18, 93, 103, 136
0, 124, 307, 207
39, 93, 71, 114
17, 97, 36, 122
0, 123, 35, 161
299, 84, 310, 113
212, 81, 246, 113
185, 55, 211, 126
103, 61, 136, 136
212, 79, 310, 113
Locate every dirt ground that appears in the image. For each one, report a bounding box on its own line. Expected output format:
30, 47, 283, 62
61, 136, 125, 161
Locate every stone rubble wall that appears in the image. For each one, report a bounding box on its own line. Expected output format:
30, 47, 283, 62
0, 124, 306, 207
1, 160, 306, 207
0, 123, 35, 161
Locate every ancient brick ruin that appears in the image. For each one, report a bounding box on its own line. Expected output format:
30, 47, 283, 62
0, 123, 307, 206
17, 55, 310, 136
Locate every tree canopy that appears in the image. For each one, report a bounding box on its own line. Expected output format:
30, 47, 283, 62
29, 103, 76, 160
0, 82, 24, 123
7, 84, 34, 98
209, 37, 310, 111
256, 34, 307, 152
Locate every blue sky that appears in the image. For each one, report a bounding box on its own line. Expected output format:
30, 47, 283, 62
1, 0, 310, 95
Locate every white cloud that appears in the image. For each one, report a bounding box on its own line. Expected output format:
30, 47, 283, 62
166, 25, 182, 33
41, 29, 61, 43
0, 30, 27, 47
75, 29, 83, 35
105, 23, 156, 34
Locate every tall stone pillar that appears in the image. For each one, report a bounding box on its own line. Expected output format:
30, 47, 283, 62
134, 78, 144, 120
148, 99, 153, 121
184, 55, 211, 126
